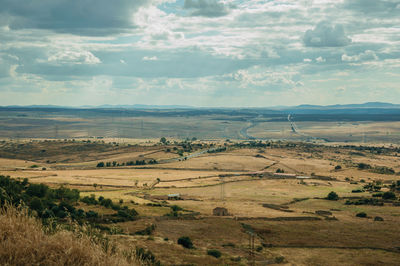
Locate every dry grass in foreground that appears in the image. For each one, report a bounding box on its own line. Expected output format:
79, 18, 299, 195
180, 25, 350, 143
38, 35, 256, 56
0, 205, 137, 266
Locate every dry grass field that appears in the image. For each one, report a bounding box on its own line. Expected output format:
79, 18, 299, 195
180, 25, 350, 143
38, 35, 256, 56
1, 138, 400, 265
250, 121, 400, 143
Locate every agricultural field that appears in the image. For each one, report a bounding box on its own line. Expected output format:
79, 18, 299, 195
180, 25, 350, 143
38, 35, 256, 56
1, 138, 400, 265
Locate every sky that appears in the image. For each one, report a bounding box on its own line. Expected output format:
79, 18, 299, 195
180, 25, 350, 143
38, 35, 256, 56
0, 0, 399, 107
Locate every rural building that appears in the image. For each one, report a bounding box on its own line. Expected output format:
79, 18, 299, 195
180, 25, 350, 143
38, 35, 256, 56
168, 193, 181, 200
213, 207, 229, 216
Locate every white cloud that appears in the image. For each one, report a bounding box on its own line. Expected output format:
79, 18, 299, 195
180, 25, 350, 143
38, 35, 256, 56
47, 50, 101, 65
316, 56, 326, 63
142, 56, 158, 61
342, 50, 378, 62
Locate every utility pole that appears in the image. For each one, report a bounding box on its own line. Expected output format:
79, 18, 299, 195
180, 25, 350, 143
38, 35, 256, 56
248, 232, 255, 266
220, 176, 225, 203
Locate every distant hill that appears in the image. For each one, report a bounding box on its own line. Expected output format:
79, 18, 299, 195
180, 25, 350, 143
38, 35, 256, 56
89, 104, 193, 109
294, 102, 400, 109
2, 102, 400, 111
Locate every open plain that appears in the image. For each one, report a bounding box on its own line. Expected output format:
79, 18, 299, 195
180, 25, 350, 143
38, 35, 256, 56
1, 131, 400, 265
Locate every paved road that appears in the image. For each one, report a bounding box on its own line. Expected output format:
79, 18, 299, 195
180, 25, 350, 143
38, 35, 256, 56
239, 122, 257, 139
288, 114, 329, 142
239, 114, 263, 139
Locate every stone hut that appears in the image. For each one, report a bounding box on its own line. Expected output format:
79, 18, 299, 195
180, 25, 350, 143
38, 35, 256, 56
213, 207, 229, 216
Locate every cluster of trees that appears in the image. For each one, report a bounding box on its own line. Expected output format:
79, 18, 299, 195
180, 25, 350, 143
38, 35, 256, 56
345, 198, 383, 206
357, 163, 397, 175
342, 144, 400, 155
0, 175, 87, 220
126, 160, 157, 166
0, 175, 138, 224
80, 194, 138, 221
390, 180, 400, 192
207, 147, 227, 153
96, 159, 157, 167
363, 181, 382, 192
233, 141, 271, 148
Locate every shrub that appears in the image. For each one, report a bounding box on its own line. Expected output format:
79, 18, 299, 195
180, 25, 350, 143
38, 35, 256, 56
26, 183, 48, 198
207, 249, 221, 258
231, 256, 241, 262
382, 191, 396, 200
357, 163, 371, 170
81, 195, 98, 205
356, 212, 367, 218
135, 247, 160, 265
171, 205, 182, 212
96, 162, 105, 167
29, 197, 44, 213
117, 209, 138, 221
275, 256, 285, 263
86, 210, 99, 219
177, 236, 193, 249
135, 224, 156, 235
335, 165, 342, 170
326, 191, 339, 201
374, 216, 384, 221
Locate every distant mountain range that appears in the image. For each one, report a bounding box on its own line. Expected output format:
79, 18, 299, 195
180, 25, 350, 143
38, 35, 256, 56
2, 102, 400, 110
293, 102, 400, 109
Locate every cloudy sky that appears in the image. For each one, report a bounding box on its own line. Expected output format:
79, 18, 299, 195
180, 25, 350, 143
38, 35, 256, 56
0, 0, 399, 107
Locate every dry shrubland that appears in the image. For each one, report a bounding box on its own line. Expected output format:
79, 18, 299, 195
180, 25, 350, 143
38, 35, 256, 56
0, 205, 137, 266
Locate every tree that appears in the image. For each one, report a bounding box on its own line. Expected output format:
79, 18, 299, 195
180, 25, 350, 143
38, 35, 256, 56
29, 197, 44, 213
335, 165, 342, 170
382, 191, 396, 200
26, 183, 48, 198
326, 191, 339, 201
160, 137, 167, 144
96, 162, 104, 167
178, 236, 193, 249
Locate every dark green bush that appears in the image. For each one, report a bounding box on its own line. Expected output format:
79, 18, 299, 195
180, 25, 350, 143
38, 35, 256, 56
171, 205, 183, 212
382, 191, 396, 200
207, 249, 221, 258
356, 212, 367, 218
178, 236, 193, 249
326, 191, 339, 201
